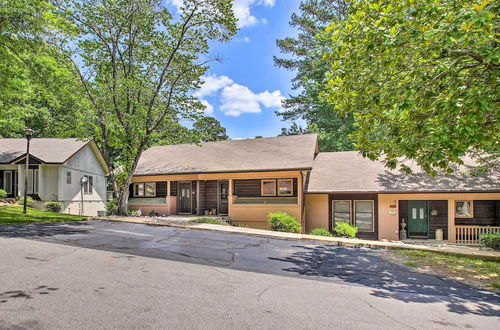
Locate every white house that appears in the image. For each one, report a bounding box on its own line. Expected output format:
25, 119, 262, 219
0, 138, 108, 216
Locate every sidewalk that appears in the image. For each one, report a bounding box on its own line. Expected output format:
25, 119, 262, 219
96, 215, 500, 262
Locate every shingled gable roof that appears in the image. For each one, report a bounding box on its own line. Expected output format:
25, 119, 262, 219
0, 138, 91, 164
306, 151, 500, 193
134, 134, 318, 176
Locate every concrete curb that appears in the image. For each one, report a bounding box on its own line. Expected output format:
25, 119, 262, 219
94, 216, 500, 262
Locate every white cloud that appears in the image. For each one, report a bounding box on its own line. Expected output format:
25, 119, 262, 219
258, 90, 284, 108
220, 84, 262, 116
167, 0, 276, 28
200, 100, 214, 115
195, 74, 283, 117
220, 83, 284, 117
195, 74, 233, 99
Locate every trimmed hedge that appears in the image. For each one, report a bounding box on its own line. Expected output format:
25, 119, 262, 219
268, 212, 302, 233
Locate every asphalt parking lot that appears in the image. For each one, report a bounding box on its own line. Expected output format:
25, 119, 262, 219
0, 220, 498, 329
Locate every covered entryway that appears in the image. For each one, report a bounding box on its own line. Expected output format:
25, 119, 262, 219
407, 200, 429, 238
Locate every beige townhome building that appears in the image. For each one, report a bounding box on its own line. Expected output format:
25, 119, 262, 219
0, 138, 108, 216
130, 134, 500, 244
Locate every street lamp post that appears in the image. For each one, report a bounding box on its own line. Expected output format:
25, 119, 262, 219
23, 128, 34, 214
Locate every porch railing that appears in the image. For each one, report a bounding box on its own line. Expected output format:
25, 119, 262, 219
455, 225, 500, 245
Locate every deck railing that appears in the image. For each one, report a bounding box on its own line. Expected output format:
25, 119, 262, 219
455, 225, 500, 245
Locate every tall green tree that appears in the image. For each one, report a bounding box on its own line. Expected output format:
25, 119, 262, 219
0, 0, 86, 137
52, 0, 237, 213
193, 116, 228, 142
322, 0, 499, 174
274, 0, 354, 151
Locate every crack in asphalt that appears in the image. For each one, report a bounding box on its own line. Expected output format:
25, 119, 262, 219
354, 293, 418, 330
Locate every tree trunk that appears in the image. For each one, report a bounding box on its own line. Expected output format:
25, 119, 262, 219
116, 146, 145, 215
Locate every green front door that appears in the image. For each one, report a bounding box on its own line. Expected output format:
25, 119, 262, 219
408, 201, 429, 236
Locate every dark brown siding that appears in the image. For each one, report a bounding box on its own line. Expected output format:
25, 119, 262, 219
156, 182, 167, 197
233, 178, 298, 197
199, 180, 218, 214
170, 181, 177, 196
428, 200, 448, 240
455, 200, 500, 226
329, 193, 378, 240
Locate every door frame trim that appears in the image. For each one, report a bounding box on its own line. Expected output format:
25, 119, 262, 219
407, 200, 429, 238
217, 180, 229, 216
177, 181, 193, 214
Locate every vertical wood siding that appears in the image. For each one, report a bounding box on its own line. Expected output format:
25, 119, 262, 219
304, 194, 329, 233
198, 180, 218, 213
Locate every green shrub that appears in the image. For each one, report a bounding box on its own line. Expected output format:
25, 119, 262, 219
237, 223, 249, 228
334, 222, 358, 238
195, 217, 229, 226
45, 201, 62, 213
479, 231, 500, 251
268, 212, 302, 233
126, 209, 138, 217
106, 199, 119, 215
149, 209, 158, 217
310, 228, 333, 237
0, 189, 7, 198
17, 196, 34, 207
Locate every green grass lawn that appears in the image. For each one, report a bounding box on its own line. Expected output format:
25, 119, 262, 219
394, 250, 500, 290
0, 205, 87, 225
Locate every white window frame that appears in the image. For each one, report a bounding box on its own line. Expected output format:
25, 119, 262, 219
33, 169, 38, 194
354, 200, 374, 232
261, 179, 276, 196
277, 179, 294, 196
332, 200, 352, 226
3, 171, 12, 195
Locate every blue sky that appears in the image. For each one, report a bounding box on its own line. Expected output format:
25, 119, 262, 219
170, 0, 302, 139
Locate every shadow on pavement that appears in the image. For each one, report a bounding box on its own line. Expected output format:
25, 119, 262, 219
270, 245, 500, 317
0, 222, 90, 238
1, 221, 499, 317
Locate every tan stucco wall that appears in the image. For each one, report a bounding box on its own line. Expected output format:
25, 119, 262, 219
378, 192, 500, 241
304, 194, 329, 233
